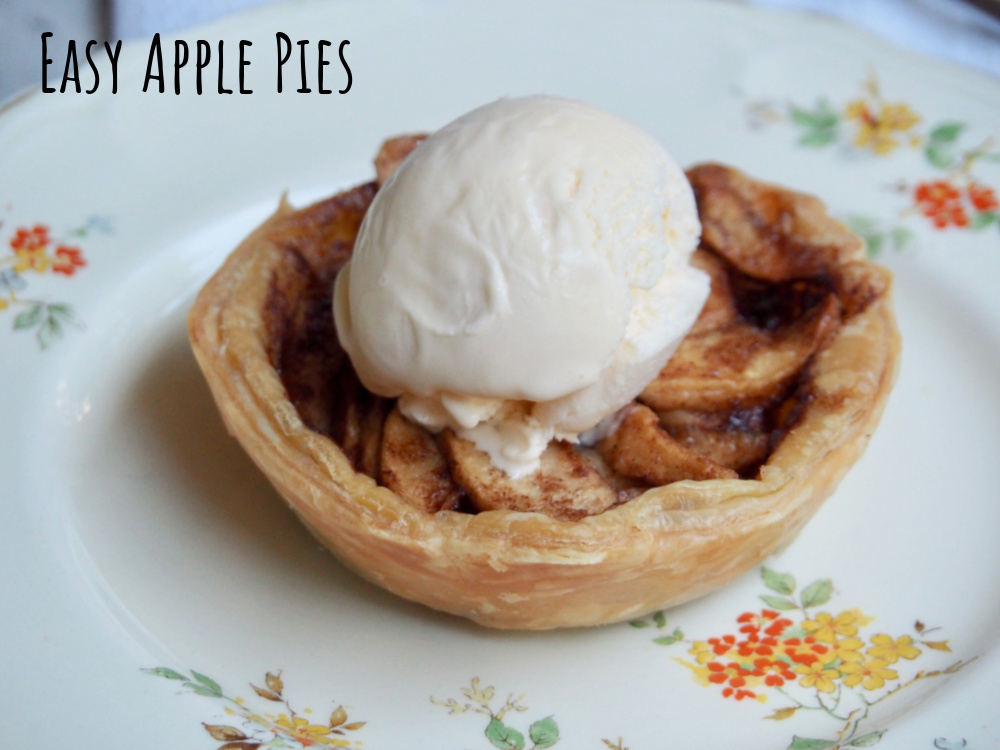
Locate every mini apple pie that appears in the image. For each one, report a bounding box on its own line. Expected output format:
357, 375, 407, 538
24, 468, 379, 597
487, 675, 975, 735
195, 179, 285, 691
188, 139, 899, 629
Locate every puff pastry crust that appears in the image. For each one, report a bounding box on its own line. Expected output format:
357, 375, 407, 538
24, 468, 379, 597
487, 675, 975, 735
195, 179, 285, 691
188, 162, 899, 629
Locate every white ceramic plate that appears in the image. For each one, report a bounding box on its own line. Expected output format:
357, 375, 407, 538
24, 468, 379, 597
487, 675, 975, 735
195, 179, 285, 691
3, 1, 999, 747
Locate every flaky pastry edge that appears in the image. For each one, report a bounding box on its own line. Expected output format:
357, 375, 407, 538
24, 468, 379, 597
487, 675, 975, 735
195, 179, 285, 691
188, 175, 900, 630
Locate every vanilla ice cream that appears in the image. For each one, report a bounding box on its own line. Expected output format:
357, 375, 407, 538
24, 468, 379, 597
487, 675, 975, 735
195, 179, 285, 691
333, 95, 709, 478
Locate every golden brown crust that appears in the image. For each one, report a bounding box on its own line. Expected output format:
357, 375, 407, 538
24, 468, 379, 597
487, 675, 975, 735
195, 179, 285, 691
188, 161, 899, 630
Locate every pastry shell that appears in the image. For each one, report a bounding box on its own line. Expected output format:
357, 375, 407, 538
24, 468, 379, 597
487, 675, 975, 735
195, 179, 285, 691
188, 167, 900, 630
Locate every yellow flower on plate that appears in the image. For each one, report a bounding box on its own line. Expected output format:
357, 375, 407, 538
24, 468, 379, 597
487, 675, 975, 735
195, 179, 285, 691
275, 713, 346, 746
462, 677, 495, 705
802, 609, 871, 642
845, 99, 921, 155
675, 658, 713, 687
794, 657, 840, 694
13, 247, 51, 273
867, 634, 922, 664
827, 636, 865, 664
840, 658, 898, 691
688, 641, 717, 665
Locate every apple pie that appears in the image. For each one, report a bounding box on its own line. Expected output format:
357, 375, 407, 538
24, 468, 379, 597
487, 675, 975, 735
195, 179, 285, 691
188, 138, 899, 629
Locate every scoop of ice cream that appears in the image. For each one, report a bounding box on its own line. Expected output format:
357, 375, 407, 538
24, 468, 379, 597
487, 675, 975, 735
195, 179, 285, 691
333, 95, 708, 478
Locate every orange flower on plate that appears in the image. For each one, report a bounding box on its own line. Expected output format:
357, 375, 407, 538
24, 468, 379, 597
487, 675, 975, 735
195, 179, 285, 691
9, 224, 50, 251
737, 609, 793, 638
707, 634, 737, 656
52, 245, 86, 276
914, 180, 969, 229
706, 661, 759, 701
968, 183, 998, 213
644, 564, 972, 750
10, 224, 53, 273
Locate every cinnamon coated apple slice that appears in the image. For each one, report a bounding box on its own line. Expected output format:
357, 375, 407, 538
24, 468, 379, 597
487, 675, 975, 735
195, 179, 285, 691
657, 407, 770, 475
688, 248, 739, 335
641, 292, 841, 412
599, 404, 738, 485
688, 163, 864, 282
380, 406, 467, 513
441, 432, 618, 521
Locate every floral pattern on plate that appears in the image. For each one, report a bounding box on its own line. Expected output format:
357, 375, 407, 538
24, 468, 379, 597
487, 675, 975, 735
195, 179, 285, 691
433, 678, 562, 750
432, 679, 634, 750
746, 70, 1000, 254
144, 667, 366, 748
0, 214, 110, 348
631, 568, 975, 750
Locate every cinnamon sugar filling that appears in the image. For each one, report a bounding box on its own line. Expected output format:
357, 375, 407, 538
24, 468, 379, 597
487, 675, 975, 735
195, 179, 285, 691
261, 164, 885, 522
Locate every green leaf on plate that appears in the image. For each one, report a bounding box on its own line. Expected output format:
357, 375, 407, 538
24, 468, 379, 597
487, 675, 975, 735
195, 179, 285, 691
890, 226, 915, 251
798, 129, 837, 147
37, 316, 62, 350
862, 233, 883, 257
529, 716, 560, 748
144, 667, 188, 680
760, 594, 798, 611
845, 215, 878, 233
789, 105, 821, 129
485, 718, 525, 750
653, 628, 684, 646
849, 730, 887, 747
47, 302, 74, 321
13, 303, 43, 330
971, 212, 997, 230
183, 682, 224, 698
929, 122, 964, 142
184, 671, 223, 698
925, 144, 955, 169
653, 610, 667, 629
190, 670, 222, 692
788, 736, 838, 750
800, 579, 833, 608
790, 101, 838, 129
761, 568, 796, 596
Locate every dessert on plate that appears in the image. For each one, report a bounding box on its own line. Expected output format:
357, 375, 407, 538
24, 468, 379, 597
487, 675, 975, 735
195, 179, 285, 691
188, 96, 899, 629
